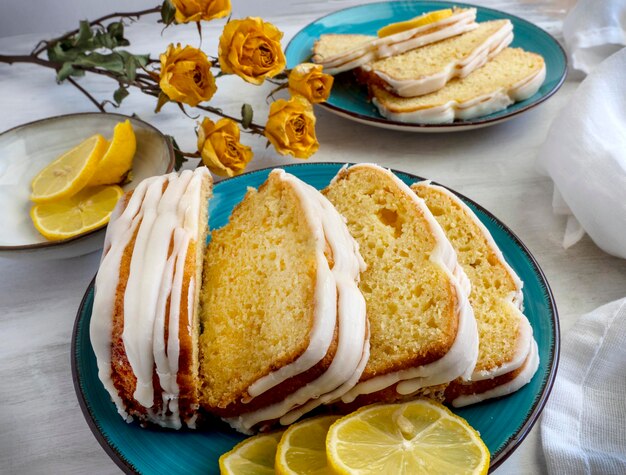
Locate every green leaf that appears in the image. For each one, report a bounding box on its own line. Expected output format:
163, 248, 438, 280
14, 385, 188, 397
134, 54, 150, 68
107, 21, 126, 43
167, 135, 188, 171
241, 103, 253, 129
113, 86, 129, 105
47, 42, 78, 63
161, 0, 176, 25
72, 52, 125, 73
123, 54, 137, 82
56, 62, 77, 82
75, 20, 93, 47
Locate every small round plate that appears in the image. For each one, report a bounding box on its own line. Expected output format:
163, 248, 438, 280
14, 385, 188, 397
73, 163, 559, 474
285, 1, 568, 132
0, 112, 174, 260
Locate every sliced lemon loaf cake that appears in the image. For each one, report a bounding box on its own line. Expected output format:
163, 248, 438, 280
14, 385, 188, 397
199, 169, 367, 433
312, 8, 477, 75
360, 19, 513, 97
371, 47, 546, 123
322, 164, 479, 408
90, 167, 212, 429
412, 181, 539, 407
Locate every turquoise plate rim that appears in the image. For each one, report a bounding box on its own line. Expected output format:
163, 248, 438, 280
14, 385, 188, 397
72, 162, 560, 474
284, 0, 568, 130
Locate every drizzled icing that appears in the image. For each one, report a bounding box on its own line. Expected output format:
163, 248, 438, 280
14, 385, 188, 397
451, 338, 540, 407
225, 170, 367, 433
317, 9, 478, 75
367, 21, 514, 97
90, 168, 210, 429
373, 63, 547, 124
334, 164, 478, 404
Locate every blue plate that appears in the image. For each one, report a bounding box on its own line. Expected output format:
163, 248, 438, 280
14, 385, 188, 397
285, 1, 567, 131
73, 163, 559, 474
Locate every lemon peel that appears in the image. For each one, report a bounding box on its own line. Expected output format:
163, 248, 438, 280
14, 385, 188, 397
30, 134, 108, 203
219, 431, 283, 475
30, 185, 123, 240
326, 399, 490, 475
275, 415, 339, 475
89, 119, 137, 186
378, 9, 454, 38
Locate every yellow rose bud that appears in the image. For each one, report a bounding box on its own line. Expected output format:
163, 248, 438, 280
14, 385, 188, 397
288, 63, 334, 103
264, 96, 319, 159
171, 0, 231, 24
159, 43, 216, 107
218, 17, 286, 85
198, 118, 253, 177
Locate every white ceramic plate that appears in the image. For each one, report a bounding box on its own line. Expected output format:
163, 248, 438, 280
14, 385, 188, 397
0, 112, 174, 260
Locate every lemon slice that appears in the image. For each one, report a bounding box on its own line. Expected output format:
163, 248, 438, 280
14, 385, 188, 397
378, 9, 453, 37
326, 400, 490, 475
30, 134, 108, 203
275, 415, 339, 475
30, 185, 123, 240
219, 431, 283, 475
89, 119, 137, 186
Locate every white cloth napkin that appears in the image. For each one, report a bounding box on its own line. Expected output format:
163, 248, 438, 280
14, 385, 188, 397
536, 45, 626, 258
541, 298, 626, 474
563, 0, 626, 75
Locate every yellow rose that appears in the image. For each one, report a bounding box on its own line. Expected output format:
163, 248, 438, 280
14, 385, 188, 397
171, 0, 231, 23
198, 118, 253, 177
159, 44, 216, 107
288, 63, 334, 103
218, 17, 286, 85
264, 96, 319, 159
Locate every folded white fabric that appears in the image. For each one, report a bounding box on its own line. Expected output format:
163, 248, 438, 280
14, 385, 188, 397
535, 47, 626, 258
563, 0, 626, 75
541, 298, 626, 475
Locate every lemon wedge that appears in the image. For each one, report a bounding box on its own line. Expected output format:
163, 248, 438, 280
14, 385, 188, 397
378, 9, 453, 37
30, 185, 123, 240
219, 431, 283, 475
275, 415, 339, 475
30, 134, 108, 203
326, 399, 490, 475
89, 119, 137, 186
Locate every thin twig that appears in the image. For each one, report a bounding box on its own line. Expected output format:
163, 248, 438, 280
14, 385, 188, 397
195, 104, 265, 135
66, 76, 106, 112
0, 54, 58, 69
31, 6, 162, 56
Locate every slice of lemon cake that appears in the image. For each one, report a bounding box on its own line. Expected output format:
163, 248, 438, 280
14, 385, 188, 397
90, 167, 212, 429
412, 181, 539, 407
312, 8, 477, 75
360, 19, 513, 97
322, 164, 479, 408
199, 169, 367, 433
370, 47, 546, 123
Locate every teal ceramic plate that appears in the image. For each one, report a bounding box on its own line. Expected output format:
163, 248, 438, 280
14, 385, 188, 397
73, 163, 559, 474
285, 1, 567, 132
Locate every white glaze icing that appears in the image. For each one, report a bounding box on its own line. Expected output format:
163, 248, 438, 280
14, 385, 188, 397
336, 164, 478, 404
451, 337, 540, 407
243, 174, 339, 400
90, 168, 210, 429
369, 21, 513, 97
123, 171, 191, 408
90, 175, 167, 421
373, 63, 547, 124
415, 181, 533, 382
318, 9, 478, 75
225, 170, 367, 432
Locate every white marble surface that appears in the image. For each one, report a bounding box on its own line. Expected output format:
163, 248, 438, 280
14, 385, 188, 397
2, 1, 626, 474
